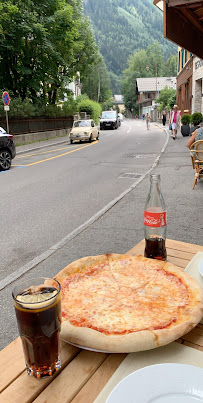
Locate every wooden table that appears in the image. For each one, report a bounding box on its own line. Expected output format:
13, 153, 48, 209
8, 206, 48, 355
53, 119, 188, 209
1, 239, 203, 403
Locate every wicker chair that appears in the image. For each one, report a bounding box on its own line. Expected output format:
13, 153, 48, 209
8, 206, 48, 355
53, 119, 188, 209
190, 140, 203, 189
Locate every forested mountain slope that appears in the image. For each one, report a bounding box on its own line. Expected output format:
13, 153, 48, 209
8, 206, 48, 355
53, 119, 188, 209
83, 0, 177, 78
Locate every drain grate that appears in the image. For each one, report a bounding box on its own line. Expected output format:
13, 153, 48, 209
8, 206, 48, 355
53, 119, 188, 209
119, 173, 142, 179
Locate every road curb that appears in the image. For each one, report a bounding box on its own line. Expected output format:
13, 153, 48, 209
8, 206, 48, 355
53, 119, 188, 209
16, 139, 70, 155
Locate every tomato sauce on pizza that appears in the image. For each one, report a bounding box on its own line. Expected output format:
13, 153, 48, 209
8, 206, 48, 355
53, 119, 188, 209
55, 254, 203, 353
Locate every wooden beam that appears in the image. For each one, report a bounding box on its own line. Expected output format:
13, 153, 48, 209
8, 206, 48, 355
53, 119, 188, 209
163, 1, 167, 37
195, 7, 203, 20
164, 5, 203, 58
168, 0, 203, 6
181, 8, 203, 33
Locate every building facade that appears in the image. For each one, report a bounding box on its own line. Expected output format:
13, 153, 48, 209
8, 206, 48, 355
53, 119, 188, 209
176, 49, 203, 117
64, 73, 82, 101
113, 95, 125, 112
176, 48, 193, 116
192, 57, 203, 116
136, 77, 176, 120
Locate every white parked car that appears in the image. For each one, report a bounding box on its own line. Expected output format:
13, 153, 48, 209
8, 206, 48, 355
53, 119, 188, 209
69, 120, 99, 144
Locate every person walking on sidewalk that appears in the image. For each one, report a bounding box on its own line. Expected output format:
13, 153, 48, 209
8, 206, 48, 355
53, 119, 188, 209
169, 105, 181, 140
162, 110, 166, 126
146, 112, 151, 130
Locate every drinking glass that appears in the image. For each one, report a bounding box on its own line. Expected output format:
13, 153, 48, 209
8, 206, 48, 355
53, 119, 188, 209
12, 277, 61, 379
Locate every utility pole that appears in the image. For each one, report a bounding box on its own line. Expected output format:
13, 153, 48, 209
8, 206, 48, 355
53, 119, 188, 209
155, 60, 158, 99
97, 70, 100, 103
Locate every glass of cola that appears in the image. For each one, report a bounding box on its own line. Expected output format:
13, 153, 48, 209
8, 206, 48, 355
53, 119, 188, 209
12, 277, 61, 379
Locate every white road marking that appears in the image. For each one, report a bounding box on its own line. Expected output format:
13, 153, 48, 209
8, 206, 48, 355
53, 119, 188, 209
122, 122, 132, 133
0, 129, 169, 291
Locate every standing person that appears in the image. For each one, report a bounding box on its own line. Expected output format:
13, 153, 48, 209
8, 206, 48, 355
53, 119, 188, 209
169, 105, 181, 140
146, 112, 150, 130
162, 110, 166, 126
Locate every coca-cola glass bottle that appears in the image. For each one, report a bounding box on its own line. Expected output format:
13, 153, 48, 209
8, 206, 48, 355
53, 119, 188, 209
144, 174, 167, 261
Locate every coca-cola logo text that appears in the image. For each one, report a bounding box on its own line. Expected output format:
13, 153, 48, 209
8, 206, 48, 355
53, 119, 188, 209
144, 211, 167, 227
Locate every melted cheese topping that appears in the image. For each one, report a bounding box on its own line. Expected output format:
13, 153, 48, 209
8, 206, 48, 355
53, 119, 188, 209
61, 258, 190, 335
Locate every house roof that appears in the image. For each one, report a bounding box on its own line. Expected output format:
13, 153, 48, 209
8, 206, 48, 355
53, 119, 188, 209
136, 77, 176, 92
113, 95, 124, 103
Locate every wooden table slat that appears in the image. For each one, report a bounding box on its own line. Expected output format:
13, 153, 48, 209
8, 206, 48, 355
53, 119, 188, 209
71, 354, 127, 403
166, 239, 203, 254
127, 240, 145, 256
0, 341, 80, 402
33, 350, 108, 403
166, 248, 196, 261
166, 256, 190, 269
0, 337, 25, 393
128, 239, 203, 258
183, 341, 203, 351
181, 324, 203, 350
127, 240, 192, 269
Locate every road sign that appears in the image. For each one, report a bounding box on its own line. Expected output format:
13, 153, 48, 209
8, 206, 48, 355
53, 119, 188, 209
2, 91, 10, 106
4, 105, 10, 111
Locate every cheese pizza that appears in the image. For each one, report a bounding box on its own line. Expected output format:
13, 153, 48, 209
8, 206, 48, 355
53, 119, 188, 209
55, 254, 203, 352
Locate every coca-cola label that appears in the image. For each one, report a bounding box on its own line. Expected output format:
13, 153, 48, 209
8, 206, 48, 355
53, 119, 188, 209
144, 211, 167, 227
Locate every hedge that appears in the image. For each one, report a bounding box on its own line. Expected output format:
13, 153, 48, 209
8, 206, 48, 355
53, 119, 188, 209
0, 95, 102, 122
77, 99, 102, 123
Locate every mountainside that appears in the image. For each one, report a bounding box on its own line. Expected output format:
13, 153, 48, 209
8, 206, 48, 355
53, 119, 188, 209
83, 0, 177, 79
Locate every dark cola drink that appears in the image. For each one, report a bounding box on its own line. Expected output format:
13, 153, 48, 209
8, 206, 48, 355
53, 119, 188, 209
144, 236, 167, 261
144, 175, 167, 261
12, 278, 61, 379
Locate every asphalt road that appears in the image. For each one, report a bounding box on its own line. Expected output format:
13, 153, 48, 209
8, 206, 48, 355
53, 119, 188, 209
0, 119, 166, 282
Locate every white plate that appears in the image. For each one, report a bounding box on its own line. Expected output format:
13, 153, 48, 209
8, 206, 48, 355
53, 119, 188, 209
60, 337, 111, 353
199, 259, 203, 277
106, 363, 203, 403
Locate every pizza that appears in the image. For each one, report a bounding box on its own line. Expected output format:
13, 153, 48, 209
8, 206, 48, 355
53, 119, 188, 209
55, 254, 203, 353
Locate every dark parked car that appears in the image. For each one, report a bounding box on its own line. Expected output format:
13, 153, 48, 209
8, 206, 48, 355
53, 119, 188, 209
100, 111, 119, 130
0, 127, 16, 171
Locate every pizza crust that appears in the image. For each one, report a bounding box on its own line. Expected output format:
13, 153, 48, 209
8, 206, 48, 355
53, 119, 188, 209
60, 315, 201, 353
55, 254, 203, 353
61, 321, 158, 353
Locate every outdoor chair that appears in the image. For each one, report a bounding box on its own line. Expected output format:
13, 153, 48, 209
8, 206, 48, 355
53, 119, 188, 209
189, 140, 203, 189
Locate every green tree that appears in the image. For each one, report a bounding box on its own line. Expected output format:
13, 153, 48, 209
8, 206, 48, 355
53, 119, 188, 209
109, 72, 122, 94
163, 55, 178, 76
81, 52, 112, 103
156, 86, 176, 111
122, 49, 149, 110
101, 98, 113, 111
146, 42, 164, 77
83, 0, 177, 93
122, 42, 177, 112
0, 0, 97, 104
